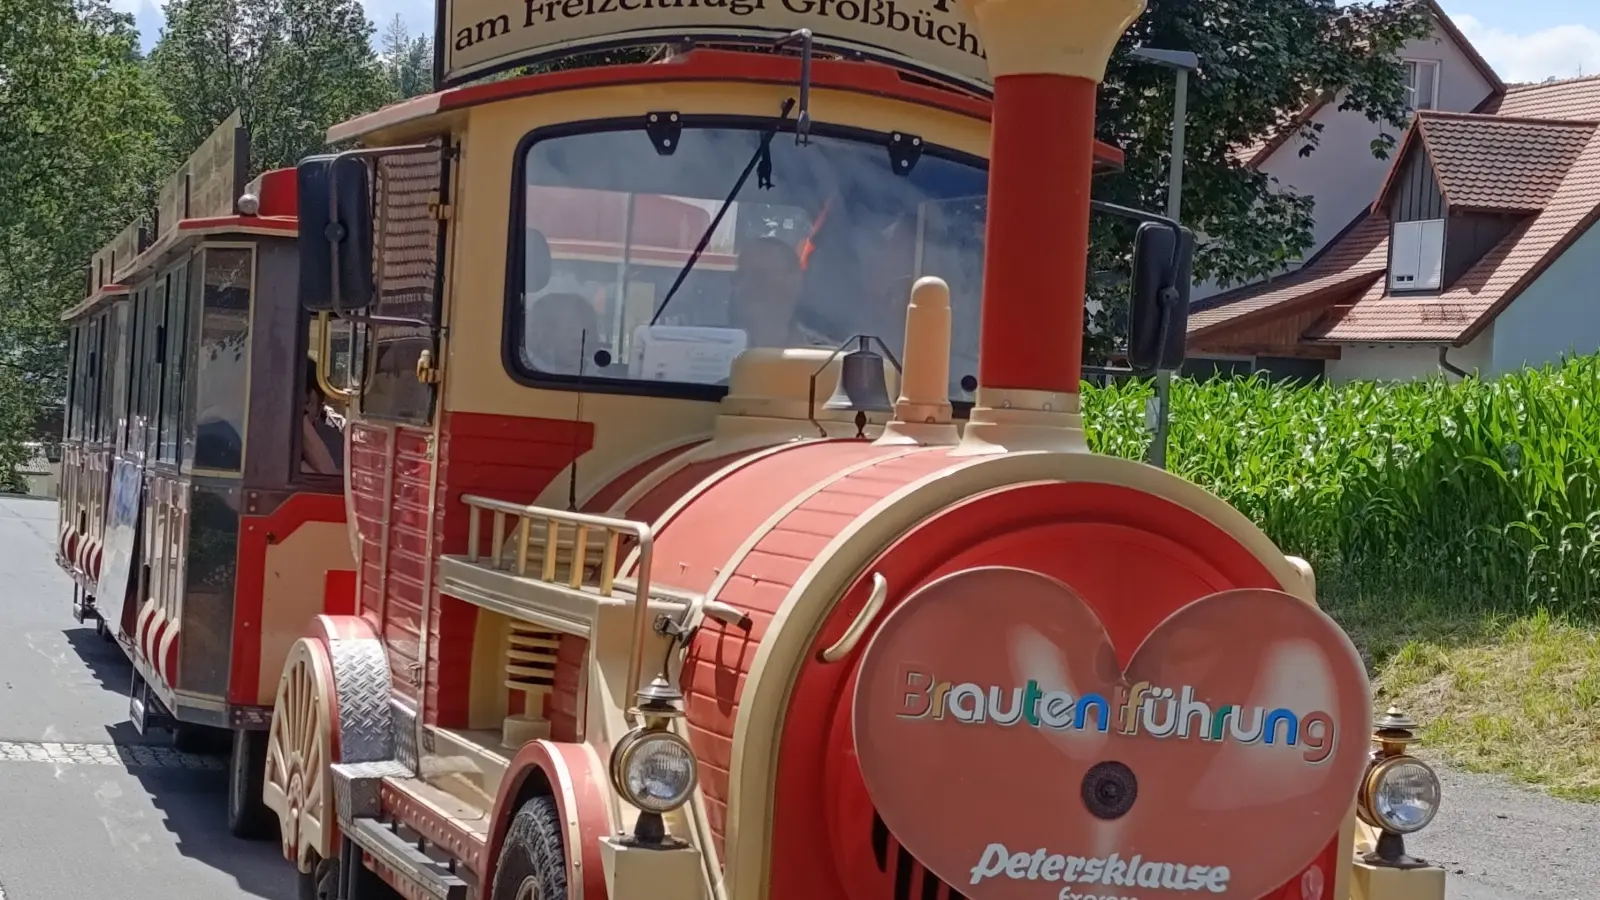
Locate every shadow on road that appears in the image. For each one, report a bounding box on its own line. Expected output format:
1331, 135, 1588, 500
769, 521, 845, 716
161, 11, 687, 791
113, 761, 297, 900
63, 626, 139, 700
58, 625, 296, 899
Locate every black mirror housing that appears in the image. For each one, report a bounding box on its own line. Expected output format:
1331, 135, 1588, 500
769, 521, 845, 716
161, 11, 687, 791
297, 154, 374, 313
1127, 220, 1194, 372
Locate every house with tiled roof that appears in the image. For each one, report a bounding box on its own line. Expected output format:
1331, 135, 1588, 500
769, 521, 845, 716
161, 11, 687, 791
1191, 0, 1504, 324
1187, 75, 1600, 381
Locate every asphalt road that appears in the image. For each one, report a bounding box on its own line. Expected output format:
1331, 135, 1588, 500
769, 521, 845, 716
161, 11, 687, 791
0, 495, 294, 900
0, 494, 1596, 899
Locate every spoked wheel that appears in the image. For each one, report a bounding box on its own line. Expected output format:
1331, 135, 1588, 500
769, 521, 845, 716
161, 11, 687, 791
264, 638, 337, 873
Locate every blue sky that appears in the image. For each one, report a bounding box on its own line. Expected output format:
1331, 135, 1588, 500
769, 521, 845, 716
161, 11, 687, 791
114, 0, 1600, 85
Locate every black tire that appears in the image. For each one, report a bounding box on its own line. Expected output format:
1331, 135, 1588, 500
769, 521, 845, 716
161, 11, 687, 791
227, 729, 275, 840
171, 723, 219, 754
490, 795, 569, 900
298, 854, 339, 900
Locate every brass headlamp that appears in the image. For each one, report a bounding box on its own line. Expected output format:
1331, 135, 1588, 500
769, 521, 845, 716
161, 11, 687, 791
1356, 707, 1442, 868
608, 675, 699, 847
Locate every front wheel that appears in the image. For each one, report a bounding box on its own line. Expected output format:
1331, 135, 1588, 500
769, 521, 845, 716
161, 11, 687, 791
228, 729, 275, 839
490, 796, 569, 900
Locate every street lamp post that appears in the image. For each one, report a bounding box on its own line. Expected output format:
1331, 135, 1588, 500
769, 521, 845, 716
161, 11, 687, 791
1129, 47, 1199, 470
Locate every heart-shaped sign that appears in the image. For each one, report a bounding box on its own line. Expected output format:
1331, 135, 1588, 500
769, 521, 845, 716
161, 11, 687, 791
852, 566, 1371, 900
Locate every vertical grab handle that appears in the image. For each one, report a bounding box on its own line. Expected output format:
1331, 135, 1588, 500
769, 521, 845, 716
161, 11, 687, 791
819, 573, 888, 663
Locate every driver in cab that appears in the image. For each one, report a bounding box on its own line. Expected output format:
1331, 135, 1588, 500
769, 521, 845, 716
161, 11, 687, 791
728, 237, 833, 349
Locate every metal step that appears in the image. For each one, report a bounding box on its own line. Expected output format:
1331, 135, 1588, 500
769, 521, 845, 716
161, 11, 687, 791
128, 672, 174, 736
72, 589, 102, 625
348, 817, 469, 900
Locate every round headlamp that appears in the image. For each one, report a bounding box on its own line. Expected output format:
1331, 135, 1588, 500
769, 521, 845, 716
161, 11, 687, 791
1359, 755, 1441, 834
610, 729, 698, 814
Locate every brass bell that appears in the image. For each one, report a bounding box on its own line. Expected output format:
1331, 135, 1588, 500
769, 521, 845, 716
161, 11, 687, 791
824, 336, 894, 414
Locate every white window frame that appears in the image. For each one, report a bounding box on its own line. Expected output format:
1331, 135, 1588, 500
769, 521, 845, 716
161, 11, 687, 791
1403, 59, 1441, 113
1390, 219, 1444, 292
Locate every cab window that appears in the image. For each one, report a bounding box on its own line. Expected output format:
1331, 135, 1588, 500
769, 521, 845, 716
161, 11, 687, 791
508, 120, 987, 401
298, 315, 352, 478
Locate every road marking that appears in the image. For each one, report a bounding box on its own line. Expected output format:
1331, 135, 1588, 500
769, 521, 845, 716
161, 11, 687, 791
0, 740, 223, 771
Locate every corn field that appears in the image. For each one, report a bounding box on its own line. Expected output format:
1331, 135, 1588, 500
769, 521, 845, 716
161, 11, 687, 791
1082, 355, 1600, 615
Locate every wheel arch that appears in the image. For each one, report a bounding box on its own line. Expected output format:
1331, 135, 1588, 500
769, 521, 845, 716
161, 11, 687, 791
485, 740, 614, 900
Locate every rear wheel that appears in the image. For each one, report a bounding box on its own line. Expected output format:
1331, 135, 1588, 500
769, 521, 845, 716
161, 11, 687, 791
490, 796, 568, 900
298, 854, 338, 900
228, 729, 275, 840
172, 723, 220, 754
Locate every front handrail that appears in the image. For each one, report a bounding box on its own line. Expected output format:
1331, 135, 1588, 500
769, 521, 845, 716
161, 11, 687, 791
460, 494, 657, 720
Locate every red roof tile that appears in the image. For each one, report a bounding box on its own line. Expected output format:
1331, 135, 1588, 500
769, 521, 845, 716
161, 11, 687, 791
1485, 74, 1600, 121
1188, 214, 1390, 336
1415, 112, 1594, 212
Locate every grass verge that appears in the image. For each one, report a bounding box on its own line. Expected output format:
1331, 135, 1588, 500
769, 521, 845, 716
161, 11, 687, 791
1323, 579, 1600, 802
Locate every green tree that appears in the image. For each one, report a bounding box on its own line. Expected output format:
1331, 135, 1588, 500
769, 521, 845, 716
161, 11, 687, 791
147, 0, 393, 175
1084, 0, 1432, 360
380, 14, 433, 100
0, 0, 169, 488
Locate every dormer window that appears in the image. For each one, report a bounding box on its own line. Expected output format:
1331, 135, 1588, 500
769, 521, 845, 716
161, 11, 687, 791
1390, 219, 1443, 291
1403, 60, 1439, 113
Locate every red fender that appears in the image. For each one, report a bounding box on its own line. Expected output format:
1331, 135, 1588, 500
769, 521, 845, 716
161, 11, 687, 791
485, 740, 614, 900
307, 613, 380, 644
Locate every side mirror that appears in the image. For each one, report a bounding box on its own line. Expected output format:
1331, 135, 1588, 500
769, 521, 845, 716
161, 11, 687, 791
1127, 220, 1194, 372
297, 154, 373, 313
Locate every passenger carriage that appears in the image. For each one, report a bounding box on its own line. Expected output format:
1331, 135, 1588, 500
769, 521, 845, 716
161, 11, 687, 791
55, 113, 358, 837
261, 2, 1449, 899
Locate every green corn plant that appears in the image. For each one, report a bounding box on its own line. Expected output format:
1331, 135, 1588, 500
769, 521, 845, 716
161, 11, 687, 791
1080, 355, 1600, 617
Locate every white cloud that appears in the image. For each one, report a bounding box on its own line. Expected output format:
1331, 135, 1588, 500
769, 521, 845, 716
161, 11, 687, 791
113, 0, 434, 51
1453, 14, 1600, 84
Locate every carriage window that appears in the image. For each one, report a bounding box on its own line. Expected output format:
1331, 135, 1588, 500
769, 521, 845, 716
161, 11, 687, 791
129, 287, 152, 457
65, 327, 82, 441
510, 123, 987, 399
86, 316, 103, 443
159, 261, 190, 464
193, 248, 252, 471
110, 303, 131, 452
145, 277, 168, 461
94, 314, 111, 443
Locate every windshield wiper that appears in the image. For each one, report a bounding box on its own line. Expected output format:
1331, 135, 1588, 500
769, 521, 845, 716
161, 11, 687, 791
648, 98, 797, 327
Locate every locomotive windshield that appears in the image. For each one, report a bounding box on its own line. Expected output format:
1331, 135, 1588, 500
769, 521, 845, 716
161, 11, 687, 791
511, 120, 987, 399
